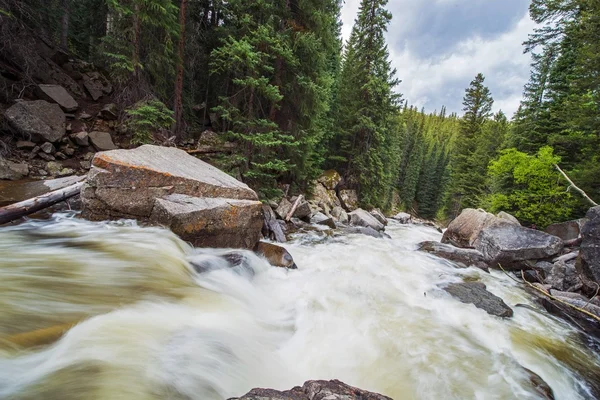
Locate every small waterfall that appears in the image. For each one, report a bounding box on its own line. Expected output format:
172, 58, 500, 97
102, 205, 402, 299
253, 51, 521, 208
0, 214, 598, 399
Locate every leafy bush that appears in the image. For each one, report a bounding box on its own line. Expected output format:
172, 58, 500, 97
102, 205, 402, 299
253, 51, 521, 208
126, 100, 175, 145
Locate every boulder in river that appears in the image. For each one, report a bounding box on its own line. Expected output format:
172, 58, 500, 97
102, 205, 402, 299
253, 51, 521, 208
577, 206, 600, 285
311, 211, 336, 229
230, 379, 392, 400
418, 241, 489, 271
370, 208, 388, 226
331, 206, 348, 223
442, 208, 499, 248
81, 145, 263, 249
392, 212, 412, 224
349, 208, 385, 232
444, 281, 513, 318
254, 241, 297, 269
5, 100, 66, 143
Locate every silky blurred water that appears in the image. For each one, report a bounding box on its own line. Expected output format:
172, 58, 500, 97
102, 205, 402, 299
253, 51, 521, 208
0, 214, 599, 399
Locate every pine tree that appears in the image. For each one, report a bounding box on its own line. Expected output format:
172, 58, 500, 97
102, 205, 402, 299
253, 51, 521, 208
332, 0, 401, 208
448, 73, 494, 216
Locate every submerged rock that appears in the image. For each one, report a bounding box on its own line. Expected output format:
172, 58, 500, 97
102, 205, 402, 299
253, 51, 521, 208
253, 241, 297, 269
230, 379, 392, 400
418, 241, 489, 271
444, 281, 513, 318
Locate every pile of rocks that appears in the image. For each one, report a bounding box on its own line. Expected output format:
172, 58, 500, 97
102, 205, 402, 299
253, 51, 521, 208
230, 380, 392, 400
262, 170, 391, 241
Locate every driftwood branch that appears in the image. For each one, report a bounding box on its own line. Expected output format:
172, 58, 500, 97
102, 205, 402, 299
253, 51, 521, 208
0, 181, 85, 225
554, 164, 598, 206
285, 195, 303, 222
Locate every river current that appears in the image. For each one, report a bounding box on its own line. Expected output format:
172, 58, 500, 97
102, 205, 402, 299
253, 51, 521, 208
0, 214, 599, 399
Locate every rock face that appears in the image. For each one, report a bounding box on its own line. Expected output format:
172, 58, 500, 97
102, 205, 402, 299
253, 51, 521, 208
475, 223, 563, 267
349, 208, 384, 231
442, 208, 497, 248
339, 189, 359, 211
418, 241, 489, 271
81, 145, 262, 249
546, 220, 583, 241
230, 380, 392, 400
444, 281, 513, 318
578, 206, 600, 284
35, 84, 79, 112
5, 100, 66, 143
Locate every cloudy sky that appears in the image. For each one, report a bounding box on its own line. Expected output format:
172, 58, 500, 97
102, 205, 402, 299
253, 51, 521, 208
340, 0, 535, 117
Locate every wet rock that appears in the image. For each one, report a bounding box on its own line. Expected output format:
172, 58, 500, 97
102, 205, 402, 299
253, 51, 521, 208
16, 140, 36, 150
340, 225, 389, 239
544, 261, 582, 291
254, 241, 297, 269
262, 204, 286, 243
71, 131, 89, 146
370, 208, 388, 226
5, 100, 66, 143
442, 208, 498, 248
392, 212, 412, 224
0, 159, 29, 180
418, 241, 489, 271
311, 211, 336, 229
97, 103, 118, 120
444, 281, 513, 318
578, 206, 600, 285
497, 211, 520, 225
523, 367, 555, 400
331, 206, 348, 223
88, 131, 117, 151
40, 142, 55, 154
349, 208, 384, 231
150, 194, 263, 249
230, 379, 392, 400
546, 219, 583, 242
35, 84, 79, 112
82, 145, 262, 249
549, 290, 600, 308
339, 189, 358, 211
317, 170, 342, 190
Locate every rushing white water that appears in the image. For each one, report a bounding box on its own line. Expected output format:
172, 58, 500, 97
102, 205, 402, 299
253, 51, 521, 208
0, 214, 599, 399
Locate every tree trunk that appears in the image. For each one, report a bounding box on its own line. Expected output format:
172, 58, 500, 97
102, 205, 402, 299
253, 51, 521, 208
132, 2, 142, 78
0, 182, 85, 226
60, 0, 69, 49
173, 0, 188, 137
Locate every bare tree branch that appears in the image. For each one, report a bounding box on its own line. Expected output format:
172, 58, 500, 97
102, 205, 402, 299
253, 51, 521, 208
554, 164, 598, 207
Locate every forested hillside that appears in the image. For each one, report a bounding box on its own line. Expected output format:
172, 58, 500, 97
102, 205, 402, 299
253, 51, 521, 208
0, 0, 598, 227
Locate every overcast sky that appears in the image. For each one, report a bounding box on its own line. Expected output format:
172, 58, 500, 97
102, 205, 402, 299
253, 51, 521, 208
340, 0, 535, 117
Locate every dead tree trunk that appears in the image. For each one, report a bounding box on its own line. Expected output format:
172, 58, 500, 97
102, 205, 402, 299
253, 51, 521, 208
555, 164, 598, 206
0, 181, 85, 225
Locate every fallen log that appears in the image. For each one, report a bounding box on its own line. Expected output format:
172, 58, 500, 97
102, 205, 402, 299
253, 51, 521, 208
285, 195, 303, 222
0, 180, 85, 225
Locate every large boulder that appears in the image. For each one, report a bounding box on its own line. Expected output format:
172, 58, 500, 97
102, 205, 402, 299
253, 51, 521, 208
0, 159, 29, 180
349, 208, 384, 231
444, 281, 513, 318
311, 211, 336, 229
310, 180, 341, 211
331, 206, 348, 223
317, 170, 342, 190
578, 206, 600, 284
88, 131, 117, 151
370, 208, 388, 226
339, 189, 359, 211
5, 100, 66, 143
544, 261, 582, 292
497, 211, 520, 226
81, 145, 262, 249
253, 242, 297, 269
475, 223, 564, 267
442, 208, 498, 248
418, 241, 489, 271
392, 212, 412, 224
230, 380, 392, 400
35, 84, 79, 112
546, 219, 584, 241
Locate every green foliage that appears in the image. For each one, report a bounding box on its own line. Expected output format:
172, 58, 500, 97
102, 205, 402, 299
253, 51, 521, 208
482, 146, 577, 228
126, 99, 175, 145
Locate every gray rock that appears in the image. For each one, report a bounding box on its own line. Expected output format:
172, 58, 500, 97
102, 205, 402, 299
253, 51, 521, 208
474, 223, 563, 267
444, 281, 513, 318
549, 290, 600, 307
262, 204, 286, 243
553, 250, 579, 264
497, 211, 520, 225
418, 241, 489, 271
38, 152, 55, 161
97, 103, 118, 120
5, 100, 66, 143
370, 208, 388, 226
35, 84, 79, 112
79, 112, 93, 120
16, 140, 36, 149
254, 242, 296, 269
292, 198, 312, 220
544, 261, 581, 291
46, 161, 62, 176
88, 131, 117, 151
311, 211, 336, 229
578, 206, 600, 285
55, 152, 67, 160
339, 189, 358, 211
150, 194, 263, 249
40, 142, 55, 154
546, 219, 583, 241
392, 212, 412, 224
534, 261, 555, 278
0, 159, 29, 180
316, 170, 342, 190
275, 197, 293, 219
62, 146, 75, 156
442, 208, 498, 248
331, 206, 348, 223
349, 208, 385, 231
230, 379, 392, 400
310, 180, 341, 211
71, 131, 89, 146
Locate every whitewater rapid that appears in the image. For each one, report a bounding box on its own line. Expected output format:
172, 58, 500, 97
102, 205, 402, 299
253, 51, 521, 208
0, 214, 599, 399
